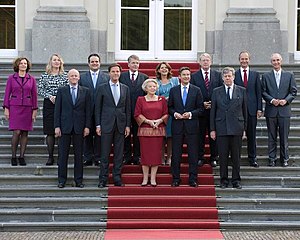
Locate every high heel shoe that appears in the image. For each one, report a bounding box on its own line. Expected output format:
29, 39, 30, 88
46, 157, 54, 166
141, 183, 148, 187
11, 157, 17, 166
18, 157, 26, 166
165, 158, 171, 166
150, 182, 157, 187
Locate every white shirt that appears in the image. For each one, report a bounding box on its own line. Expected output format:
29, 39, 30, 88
240, 67, 249, 82
224, 84, 234, 99
129, 70, 138, 81
201, 69, 210, 81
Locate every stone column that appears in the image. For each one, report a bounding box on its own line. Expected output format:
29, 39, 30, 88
221, 8, 285, 64
32, 5, 90, 63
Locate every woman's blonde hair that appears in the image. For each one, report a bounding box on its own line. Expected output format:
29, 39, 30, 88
46, 53, 65, 75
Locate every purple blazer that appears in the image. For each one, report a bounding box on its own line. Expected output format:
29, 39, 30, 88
3, 73, 38, 109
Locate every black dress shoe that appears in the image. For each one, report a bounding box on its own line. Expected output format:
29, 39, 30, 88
249, 161, 259, 168
94, 161, 100, 166
197, 159, 204, 167
171, 181, 180, 187
220, 183, 228, 189
98, 182, 106, 188
11, 157, 18, 166
75, 183, 84, 188
282, 161, 289, 167
232, 183, 242, 189
18, 157, 26, 166
46, 157, 54, 166
189, 181, 198, 188
58, 183, 65, 188
114, 182, 124, 187
210, 160, 217, 167
268, 160, 276, 167
83, 160, 93, 166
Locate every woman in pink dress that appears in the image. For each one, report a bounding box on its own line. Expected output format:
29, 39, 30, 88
3, 57, 38, 166
134, 79, 168, 186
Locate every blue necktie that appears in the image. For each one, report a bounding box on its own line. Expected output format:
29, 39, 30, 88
71, 87, 76, 105
182, 86, 187, 106
92, 72, 97, 88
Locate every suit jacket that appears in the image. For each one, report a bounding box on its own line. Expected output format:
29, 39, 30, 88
3, 73, 38, 109
95, 81, 131, 134
54, 85, 91, 134
210, 84, 247, 136
168, 84, 204, 135
119, 71, 148, 114
235, 69, 262, 116
262, 70, 297, 117
79, 70, 109, 107
190, 69, 222, 116
190, 69, 223, 102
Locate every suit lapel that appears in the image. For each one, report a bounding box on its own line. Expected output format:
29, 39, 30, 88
106, 82, 116, 105
87, 72, 94, 89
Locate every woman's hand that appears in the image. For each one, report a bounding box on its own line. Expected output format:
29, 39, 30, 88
4, 108, 9, 120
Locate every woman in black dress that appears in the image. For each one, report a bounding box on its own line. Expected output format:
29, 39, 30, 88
38, 54, 68, 165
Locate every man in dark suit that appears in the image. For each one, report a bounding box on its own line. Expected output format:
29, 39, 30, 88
79, 53, 109, 166
95, 63, 131, 188
190, 53, 223, 167
168, 67, 204, 187
210, 67, 247, 189
54, 69, 91, 188
119, 55, 148, 165
235, 51, 262, 167
262, 53, 297, 167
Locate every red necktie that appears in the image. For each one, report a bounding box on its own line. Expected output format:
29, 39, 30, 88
204, 71, 209, 89
243, 69, 248, 87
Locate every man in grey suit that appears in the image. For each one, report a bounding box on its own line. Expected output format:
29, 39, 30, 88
79, 53, 109, 166
119, 55, 148, 165
262, 53, 297, 167
55, 69, 91, 188
190, 53, 223, 167
95, 63, 131, 188
210, 67, 247, 189
235, 51, 262, 167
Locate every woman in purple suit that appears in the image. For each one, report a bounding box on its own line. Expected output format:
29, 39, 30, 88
3, 57, 38, 166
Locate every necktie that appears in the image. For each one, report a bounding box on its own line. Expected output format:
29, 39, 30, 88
131, 73, 135, 82
112, 83, 120, 105
71, 87, 76, 105
204, 71, 209, 89
182, 86, 187, 106
92, 72, 97, 88
275, 72, 280, 88
226, 86, 231, 101
243, 69, 248, 87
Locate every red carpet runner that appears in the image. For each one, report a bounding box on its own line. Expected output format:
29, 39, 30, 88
105, 163, 223, 239
105, 62, 223, 239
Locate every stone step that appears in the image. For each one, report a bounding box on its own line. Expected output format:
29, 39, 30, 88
217, 198, 300, 210
0, 197, 106, 209
0, 186, 107, 198
220, 221, 300, 230
219, 209, 300, 221
216, 187, 300, 198
213, 176, 300, 187
0, 208, 107, 222
0, 221, 106, 231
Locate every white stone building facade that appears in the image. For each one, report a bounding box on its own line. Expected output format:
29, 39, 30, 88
0, 0, 299, 64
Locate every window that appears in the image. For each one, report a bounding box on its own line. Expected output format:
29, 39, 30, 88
0, 0, 15, 49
